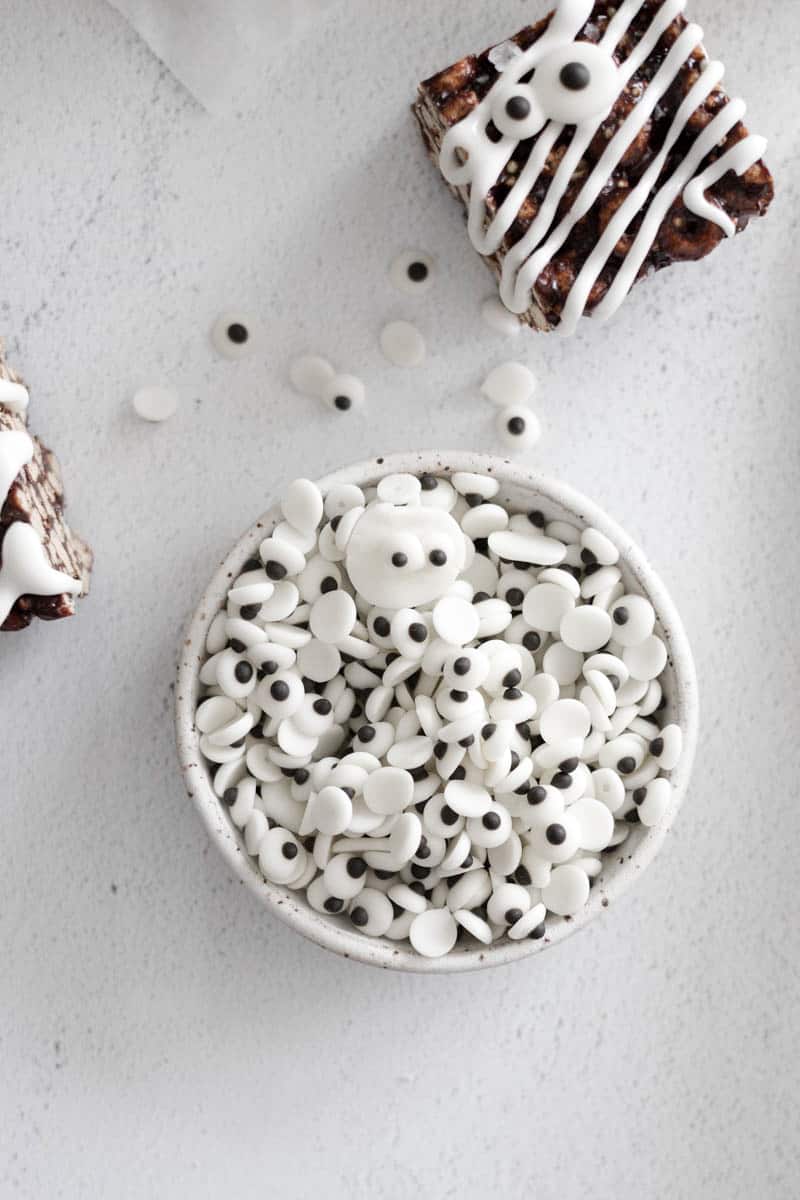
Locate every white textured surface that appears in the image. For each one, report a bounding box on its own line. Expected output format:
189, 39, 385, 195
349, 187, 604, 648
0, 1, 797, 1196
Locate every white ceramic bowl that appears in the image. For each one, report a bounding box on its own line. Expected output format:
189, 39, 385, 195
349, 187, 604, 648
175, 452, 698, 973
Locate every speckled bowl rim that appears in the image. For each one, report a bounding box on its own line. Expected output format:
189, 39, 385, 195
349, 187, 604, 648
175, 451, 699, 974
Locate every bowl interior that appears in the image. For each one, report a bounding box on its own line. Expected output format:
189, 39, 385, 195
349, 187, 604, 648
176, 451, 698, 973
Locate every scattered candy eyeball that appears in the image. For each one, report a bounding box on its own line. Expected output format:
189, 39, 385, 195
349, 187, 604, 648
322, 373, 366, 414
481, 297, 521, 338
380, 320, 427, 368
497, 404, 541, 450
132, 385, 178, 423
211, 311, 259, 360
482, 361, 537, 407
390, 251, 434, 295
289, 355, 336, 399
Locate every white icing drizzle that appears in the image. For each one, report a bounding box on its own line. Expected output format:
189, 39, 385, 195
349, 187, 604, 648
0, 426, 81, 626
439, 0, 767, 332
0, 378, 30, 415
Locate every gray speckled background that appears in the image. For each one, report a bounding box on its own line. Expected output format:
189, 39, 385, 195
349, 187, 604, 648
1, 1, 798, 1196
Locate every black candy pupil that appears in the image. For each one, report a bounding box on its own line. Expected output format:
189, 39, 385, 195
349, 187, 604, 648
227, 322, 248, 344
392, 553, 408, 568
334, 395, 351, 411
505, 94, 532, 120
508, 416, 526, 435
560, 61, 592, 91
407, 261, 428, 282
546, 823, 567, 845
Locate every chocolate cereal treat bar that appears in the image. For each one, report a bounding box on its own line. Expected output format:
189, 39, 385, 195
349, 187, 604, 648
0, 348, 92, 630
414, 0, 774, 334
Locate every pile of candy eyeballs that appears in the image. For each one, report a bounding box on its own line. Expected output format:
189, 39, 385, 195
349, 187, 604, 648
195, 470, 682, 958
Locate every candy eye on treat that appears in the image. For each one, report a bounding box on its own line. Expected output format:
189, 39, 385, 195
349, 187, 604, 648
414, 0, 774, 334
184, 461, 694, 962
0, 347, 92, 631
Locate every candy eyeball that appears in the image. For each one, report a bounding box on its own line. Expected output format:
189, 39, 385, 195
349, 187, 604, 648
322, 373, 366, 414
390, 251, 434, 295
491, 81, 546, 139
211, 311, 259, 360
497, 404, 542, 449
346, 504, 466, 608
290, 354, 336, 399
531, 41, 620, 126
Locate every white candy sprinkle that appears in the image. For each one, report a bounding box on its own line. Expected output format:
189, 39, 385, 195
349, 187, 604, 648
454, 908, 493, 945
481, 296, 522, 337
195, 472, 683, 959
362, 766, 414, 816
380, 321, 426, 368
539, 699, 592, 744
432, 595, 480, 645
0, 378, 29, 414
409, 908, 458, 958
481, 361, 537, 407
289, 355, 336, 399
377, 473, 422, 506
309, 590, 357, 643
491, 530, 566, 567
132, 385, 178, 423
560, 606, 613, 653
282, 479, 324, 534
541, 865, 590, 917
624, 635, 667, 682
445, 780, 492, 818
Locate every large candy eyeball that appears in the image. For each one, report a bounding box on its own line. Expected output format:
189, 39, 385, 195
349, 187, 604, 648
531, 42, 619, 126
491, 82, 546, 139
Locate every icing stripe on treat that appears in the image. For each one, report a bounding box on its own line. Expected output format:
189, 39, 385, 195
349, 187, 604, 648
0, 378, 30, 415
0, 430, 81, 626
439, 0, 766, 332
